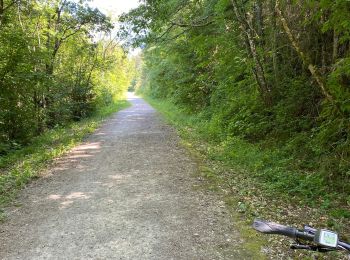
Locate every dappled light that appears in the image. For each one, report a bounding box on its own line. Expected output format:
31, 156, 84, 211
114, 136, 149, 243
60, 200, 74, 209
2, 1, 350, 259
67, 154, 94, 159
66, 192, 91, 200
47, 192, 93, 210
48, 194, 62, 200
47, 192, 92, 202
108, 174, 132, 180
50, 141, 102, 174
68, 142, 101, 158
72, 142, 101, 151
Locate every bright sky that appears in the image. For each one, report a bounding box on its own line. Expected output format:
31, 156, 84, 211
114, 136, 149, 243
90, 0, 142, 55
90, 0, 140, 16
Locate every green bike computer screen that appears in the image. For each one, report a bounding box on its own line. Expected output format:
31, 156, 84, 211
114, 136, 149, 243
314, 230, 338, 248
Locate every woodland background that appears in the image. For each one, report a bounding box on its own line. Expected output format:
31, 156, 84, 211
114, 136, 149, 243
1, 0, 350, 257
120, 0, 350, 220
1, 0, 350, 239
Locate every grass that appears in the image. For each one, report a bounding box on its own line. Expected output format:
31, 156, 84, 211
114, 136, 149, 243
0, 100, 130, 210
144, 95, 350, 259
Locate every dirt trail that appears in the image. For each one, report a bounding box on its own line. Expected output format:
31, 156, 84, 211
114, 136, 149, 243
0, 94, 251, 259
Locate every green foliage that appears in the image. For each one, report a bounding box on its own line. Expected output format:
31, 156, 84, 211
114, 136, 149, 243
122, 0, 350, 207
0, 0, 136, 154
146, 96, 349, 220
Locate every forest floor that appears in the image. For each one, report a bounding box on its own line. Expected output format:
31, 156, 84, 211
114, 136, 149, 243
0, 94, 261, 259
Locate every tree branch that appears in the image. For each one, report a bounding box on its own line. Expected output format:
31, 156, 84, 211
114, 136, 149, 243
60, 24, 83, 41
154, 15, 214, 42
0, 0, 20, 24
160, 28, 190, 43
155, 24, 176, 41
171, 16, 214, 28
231, 0, 271, 104
3, 0, 19, 12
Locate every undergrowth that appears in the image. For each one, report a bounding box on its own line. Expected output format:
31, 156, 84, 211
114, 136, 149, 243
0, 100, 130, 209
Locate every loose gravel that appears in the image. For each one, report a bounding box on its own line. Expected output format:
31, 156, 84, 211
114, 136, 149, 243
0, 94, 251, 260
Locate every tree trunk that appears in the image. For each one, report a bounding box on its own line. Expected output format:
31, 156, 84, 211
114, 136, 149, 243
45, 13, 52, 74
333, 29, 338, 62
321, 42, 326, 74
45, 7, 62, 75
269, 0, 278, 84
0, 0, 4, 25
321, 15, 327, 74
275, 0, 333, 102
255, 0, 264, 41
230, 0, 271, 105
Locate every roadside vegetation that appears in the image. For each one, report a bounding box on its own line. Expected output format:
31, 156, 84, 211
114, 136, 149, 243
145, 96, 349, 259
119, 0, 350, 258
0, 0, 136, 211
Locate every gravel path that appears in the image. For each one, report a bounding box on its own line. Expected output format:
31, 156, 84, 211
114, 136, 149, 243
0, 94, 250, 259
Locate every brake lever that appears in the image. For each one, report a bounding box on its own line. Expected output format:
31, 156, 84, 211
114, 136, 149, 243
303, 225, 317, 234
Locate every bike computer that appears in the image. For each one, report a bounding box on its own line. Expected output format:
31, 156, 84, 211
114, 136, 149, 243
314, 229, 338, 248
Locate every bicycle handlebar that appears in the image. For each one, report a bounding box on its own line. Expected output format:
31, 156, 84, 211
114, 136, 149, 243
253, 219, 350, 252
339, 241, 350, 251
253, 219, 298, 239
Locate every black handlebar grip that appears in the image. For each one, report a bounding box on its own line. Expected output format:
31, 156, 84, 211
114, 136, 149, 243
253, 219, 297, 239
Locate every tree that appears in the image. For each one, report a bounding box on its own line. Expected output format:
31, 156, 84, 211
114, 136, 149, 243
0, 0, 134, 154
44, 0, 113, 75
